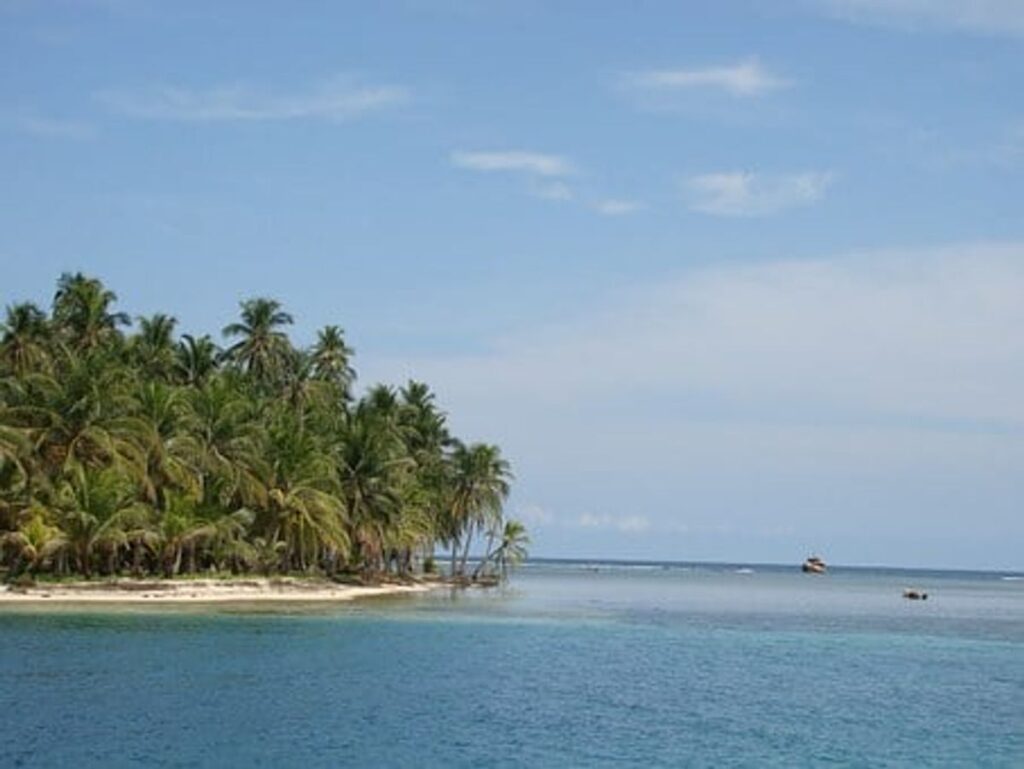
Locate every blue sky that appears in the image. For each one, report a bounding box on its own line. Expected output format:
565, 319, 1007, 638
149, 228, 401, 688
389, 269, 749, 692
2, 1, 1023, 569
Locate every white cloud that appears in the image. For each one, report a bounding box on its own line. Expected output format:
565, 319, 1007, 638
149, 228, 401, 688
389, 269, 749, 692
366, 242, 1024, 428
577, 513, 650, 533
517, 505, 554, 526
97, 75, 408, 122
812, 0, 1024, 36
685, 171, 832, 216
623, 58, 792, 97
452, 150, 576, 204
450, 150, 573, 177
362, 242, 1024, 567
15, 115, 96, 140
594, 199, 643, 216
531, 181, 574, 201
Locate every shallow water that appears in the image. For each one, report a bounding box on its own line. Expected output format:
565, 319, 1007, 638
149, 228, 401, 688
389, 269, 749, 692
1, 561, 1021, 767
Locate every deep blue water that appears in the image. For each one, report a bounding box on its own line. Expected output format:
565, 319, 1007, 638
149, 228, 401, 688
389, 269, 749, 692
1, 561, 1022, 767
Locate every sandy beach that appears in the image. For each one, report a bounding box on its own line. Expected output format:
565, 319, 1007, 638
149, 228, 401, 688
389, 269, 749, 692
0, 578, 438, 604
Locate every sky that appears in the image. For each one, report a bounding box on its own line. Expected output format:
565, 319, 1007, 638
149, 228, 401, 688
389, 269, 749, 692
1, 0, 1022, 570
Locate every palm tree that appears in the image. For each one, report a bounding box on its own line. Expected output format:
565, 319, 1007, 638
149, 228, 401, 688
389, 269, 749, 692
204, 508, 255, 573
133, 381, 199, 512
51, 273, 130, 351
447, 442, 512, 577
154, 497, 216, 577
179, 375, 266, 511
0, 302, 51, 376
279, 349, 333, 417
258, 414, 348, 572
57, 467, 142, 577
335, 409, 410, 574
0, 416, 30, 478
0, 273, 523, 582
310, 325, 356, 397
399, 381, 450, 459
120, 504, 160, 577
13, 349, 147, 479
476, 518, 530, 580
0, 510, 67, 575
132, 313, 178, 380
174, 334, 219, 387
222, 298, 294, 388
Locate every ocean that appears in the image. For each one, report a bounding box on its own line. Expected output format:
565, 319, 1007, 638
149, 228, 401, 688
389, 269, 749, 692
1, 561, 1021, 767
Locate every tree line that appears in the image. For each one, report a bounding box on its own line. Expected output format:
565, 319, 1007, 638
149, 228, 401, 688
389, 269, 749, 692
0, 273, 528, 582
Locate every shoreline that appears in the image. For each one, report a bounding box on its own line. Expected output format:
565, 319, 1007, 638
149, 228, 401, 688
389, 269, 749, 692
0, 577, 442, 605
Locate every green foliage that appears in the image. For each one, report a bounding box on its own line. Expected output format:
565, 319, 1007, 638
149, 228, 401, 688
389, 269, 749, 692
0, 274, 522, 582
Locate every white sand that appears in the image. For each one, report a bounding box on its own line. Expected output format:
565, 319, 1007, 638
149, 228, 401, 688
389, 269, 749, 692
0, 577, 437, 604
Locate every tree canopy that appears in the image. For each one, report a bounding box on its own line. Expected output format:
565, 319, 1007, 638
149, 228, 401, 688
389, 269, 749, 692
0, 274, 524, 582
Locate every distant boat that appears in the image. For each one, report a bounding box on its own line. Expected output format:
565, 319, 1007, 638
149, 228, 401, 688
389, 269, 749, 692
902, 588, 928, 601
801, 556, 827, 574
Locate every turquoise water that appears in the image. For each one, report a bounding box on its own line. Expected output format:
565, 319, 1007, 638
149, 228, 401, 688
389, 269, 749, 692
1, 562, 1021, 767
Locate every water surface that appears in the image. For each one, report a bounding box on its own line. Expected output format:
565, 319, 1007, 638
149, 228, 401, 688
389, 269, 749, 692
1, 561, 1021, 767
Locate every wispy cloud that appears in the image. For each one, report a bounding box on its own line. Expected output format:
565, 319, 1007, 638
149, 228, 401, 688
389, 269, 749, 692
811, 0, 1024, 37
685, 171, 832, 216
450, 150, 573, 177
97, 75, 408, 122
623, 58, 792, 98
944, 121, 1024, 170
362, 242, 1024, 566
517, 504, 554, 526
451, 149, 578, 203
593, 199, 643, 216
368, 242, 1024, 425
578, 513, 651, 533
15, 115, 96, 140
531, 181, 574, 202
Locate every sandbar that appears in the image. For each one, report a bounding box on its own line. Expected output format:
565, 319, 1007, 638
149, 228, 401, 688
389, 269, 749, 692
0, 577, 438, 605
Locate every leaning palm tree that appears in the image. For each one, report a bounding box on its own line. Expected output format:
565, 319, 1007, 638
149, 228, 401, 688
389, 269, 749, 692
222, 298, 294, 388
447, 442, 512, 577
482, 518, 530, 580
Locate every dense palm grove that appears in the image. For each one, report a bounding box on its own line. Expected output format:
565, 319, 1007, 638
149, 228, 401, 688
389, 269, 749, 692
0, 274, 527, 582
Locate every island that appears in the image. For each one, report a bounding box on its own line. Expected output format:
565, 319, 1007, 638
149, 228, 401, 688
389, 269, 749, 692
0, 274, 528, 599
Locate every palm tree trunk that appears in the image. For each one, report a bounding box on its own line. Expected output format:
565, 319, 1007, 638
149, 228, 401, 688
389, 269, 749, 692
458, 524, 474, 576
473, 530, 498, 580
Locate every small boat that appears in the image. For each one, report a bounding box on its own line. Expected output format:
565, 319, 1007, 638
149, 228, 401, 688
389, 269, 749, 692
902, 588, 928, 601
801, 556, 827, 574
